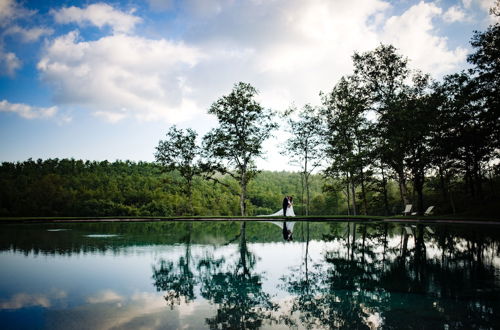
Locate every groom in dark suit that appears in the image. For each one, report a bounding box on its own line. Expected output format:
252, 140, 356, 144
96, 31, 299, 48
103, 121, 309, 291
282, 196, 289, 216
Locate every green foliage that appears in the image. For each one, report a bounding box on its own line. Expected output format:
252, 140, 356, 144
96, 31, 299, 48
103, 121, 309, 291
203, 82, 278, 216
155, 126, 203, 214
0, 159, 336, 217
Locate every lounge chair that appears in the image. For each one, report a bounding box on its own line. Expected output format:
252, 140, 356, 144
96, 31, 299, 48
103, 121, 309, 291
402, 204, 412, 216
411, 205, 435, 216
424, 206, 434, 216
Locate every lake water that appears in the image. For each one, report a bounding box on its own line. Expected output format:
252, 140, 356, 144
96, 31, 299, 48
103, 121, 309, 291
0, 221, 499, 329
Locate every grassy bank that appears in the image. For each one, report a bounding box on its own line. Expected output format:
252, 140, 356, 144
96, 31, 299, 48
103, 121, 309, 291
1, 215, 500, 224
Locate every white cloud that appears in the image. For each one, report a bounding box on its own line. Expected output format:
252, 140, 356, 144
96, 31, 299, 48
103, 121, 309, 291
52, 3, 141, 34
34, 0, 471, 126
0, 0, 35, 26
0, 47, 20, 76
381, 1, 467, 76
38, 31, 203, 123
0, 0, 46, 75
4, 25, 53, 42
176, 0, 392, 111
0, 99, 58, 119
443, 5, 468, 22
171, 0, 467, 112
477, 0, 495, 11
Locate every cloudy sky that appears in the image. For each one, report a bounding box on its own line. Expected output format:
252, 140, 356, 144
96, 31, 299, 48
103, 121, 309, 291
0, 0, 497, 171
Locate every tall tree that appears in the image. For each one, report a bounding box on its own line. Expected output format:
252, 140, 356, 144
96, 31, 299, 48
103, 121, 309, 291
468, 21, 500, 164
353, 44, 423, 208
403, 72, 435, 214
155, 126, 202, 214
282, 104, 324, 215
321, 76, 373, 215
203, 82, 277, 216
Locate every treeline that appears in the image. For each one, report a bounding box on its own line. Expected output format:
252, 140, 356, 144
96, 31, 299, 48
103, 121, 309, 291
0, 157, 498, 217
0, 158, 331, 217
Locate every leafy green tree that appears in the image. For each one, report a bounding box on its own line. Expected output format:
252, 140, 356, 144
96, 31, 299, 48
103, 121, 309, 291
352, 44, 413, 206
155, 126, 202, 214
403, 71, 435, 214
431, 71, 496, 202
467, 21, 500, 189
321, 76, 373, 215
282, 104, 324, 215
203, 82, 277, 216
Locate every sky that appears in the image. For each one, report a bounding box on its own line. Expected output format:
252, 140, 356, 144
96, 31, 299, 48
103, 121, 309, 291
0, 0, 498, 171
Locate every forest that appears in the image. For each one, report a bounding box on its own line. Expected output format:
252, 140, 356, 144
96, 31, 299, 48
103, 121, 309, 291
0, 16, 498, 219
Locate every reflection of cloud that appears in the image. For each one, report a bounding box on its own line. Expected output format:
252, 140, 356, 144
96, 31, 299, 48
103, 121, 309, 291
87, 290, 124, 304
0, 289, 67, 309
46, 291, 214, 330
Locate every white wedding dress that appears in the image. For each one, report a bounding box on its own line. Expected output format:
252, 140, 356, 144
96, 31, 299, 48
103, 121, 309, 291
259, 205, 296, 217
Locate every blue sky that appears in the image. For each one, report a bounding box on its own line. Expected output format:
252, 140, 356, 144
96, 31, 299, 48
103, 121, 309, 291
0, 0, 497, 170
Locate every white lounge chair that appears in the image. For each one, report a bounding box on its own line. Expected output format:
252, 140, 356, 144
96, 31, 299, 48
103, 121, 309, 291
424, 206, 434, 216
402, 204, 412, 216
411, 205, 435, 216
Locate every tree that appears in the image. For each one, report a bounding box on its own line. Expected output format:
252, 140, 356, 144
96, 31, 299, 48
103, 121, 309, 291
203, 82, 277, 216
282, 104, 324, 215
431, 71, 496, 201
321, 76, 373, 215
468, 22, 500, 161
352, 44, 413, 207
155, 126, 202, 214
403, 71, 435, 214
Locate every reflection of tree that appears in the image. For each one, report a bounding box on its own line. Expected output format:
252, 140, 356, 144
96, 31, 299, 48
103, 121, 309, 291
282, 222, 500, 329
198, 222, 277, 329
152, 223, 195, 308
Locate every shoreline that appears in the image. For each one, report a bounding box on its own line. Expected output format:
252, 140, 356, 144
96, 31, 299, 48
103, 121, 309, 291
1, 216, 500, 225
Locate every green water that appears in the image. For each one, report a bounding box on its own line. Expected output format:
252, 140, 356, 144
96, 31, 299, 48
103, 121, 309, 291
0, 221, 499, 329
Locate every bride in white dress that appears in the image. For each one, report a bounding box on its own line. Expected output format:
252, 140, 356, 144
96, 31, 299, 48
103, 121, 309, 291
259, 196, 296, 217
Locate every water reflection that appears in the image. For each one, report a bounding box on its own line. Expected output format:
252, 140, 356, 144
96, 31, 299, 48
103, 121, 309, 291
282, 222, 500, 329
153, 222, 279, 329
1, 221, 500, 329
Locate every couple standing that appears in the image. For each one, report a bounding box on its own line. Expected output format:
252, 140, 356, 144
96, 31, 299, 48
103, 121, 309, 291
258, 195, 296, 217
282, 196, 296, 217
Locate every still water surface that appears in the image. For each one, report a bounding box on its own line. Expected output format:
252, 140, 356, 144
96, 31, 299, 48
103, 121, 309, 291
0, 221, 499, 329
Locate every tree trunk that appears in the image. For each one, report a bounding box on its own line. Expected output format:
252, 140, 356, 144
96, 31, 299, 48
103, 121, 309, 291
350, 172, 357, 216
449, 187, 456, 214
414, 167, 425, 215
345, 176, 351, 216
304, 149, 309, 216
188, 179, 194, 215
239, 168, 247, 216
305, 173, 310, 216
438, 166, 448, 203
359, 168, 368, 215
300, 173, 305, 216
473, 158, 483, 200
381, 166, 390, 216
397, 170, 410, 206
